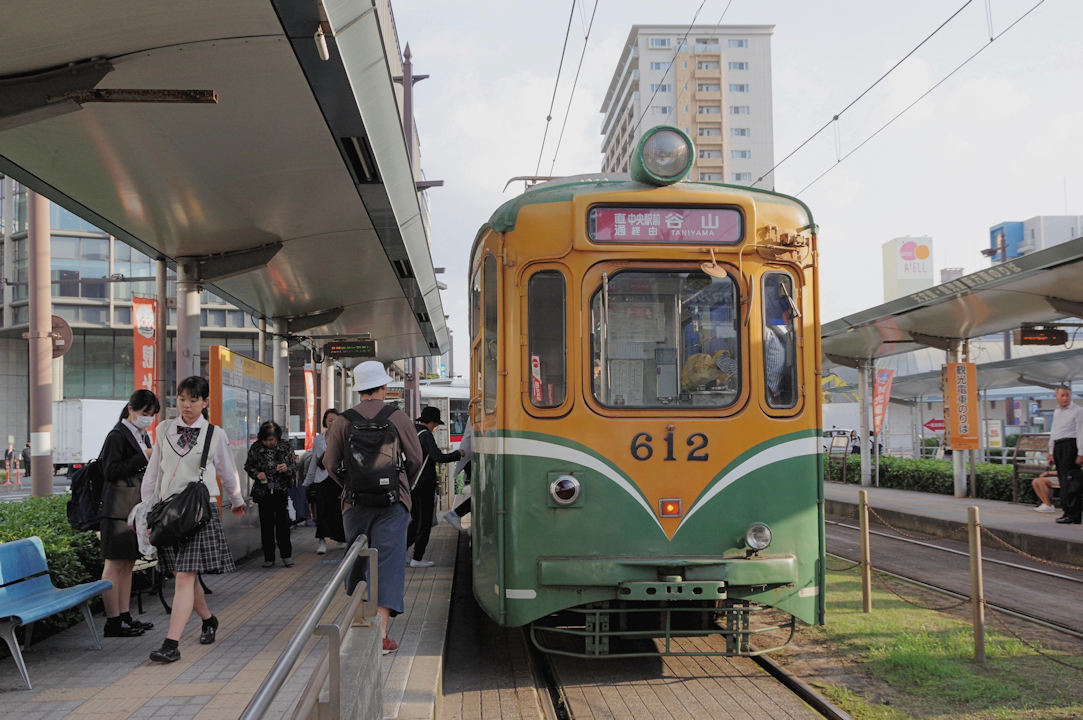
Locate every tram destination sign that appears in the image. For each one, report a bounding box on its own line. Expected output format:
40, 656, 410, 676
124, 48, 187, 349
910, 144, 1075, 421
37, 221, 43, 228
324, 339, 377, 358
588, 206, 742, 245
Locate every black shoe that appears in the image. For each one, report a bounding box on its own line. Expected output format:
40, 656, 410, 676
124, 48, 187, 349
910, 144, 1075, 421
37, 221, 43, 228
104, 622, 145, 638
149, 644, 181, 663
1055, 516, 1081, 524
199, 616, 219, 645
128, 618, 154, 631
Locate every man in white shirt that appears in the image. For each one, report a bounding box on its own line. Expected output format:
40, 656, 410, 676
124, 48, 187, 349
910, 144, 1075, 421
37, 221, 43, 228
1048, 385, 1083, 524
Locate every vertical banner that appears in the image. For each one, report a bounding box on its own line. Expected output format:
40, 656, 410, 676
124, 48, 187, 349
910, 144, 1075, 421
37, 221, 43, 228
304, 368, 316, 451
871, 368, 895, 434
943, 362, 979, 450
132, 297, 157, 393
530, 355, 543, 404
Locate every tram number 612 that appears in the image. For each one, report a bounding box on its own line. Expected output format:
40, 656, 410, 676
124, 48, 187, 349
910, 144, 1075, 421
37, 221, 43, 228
630, 432, 709, 462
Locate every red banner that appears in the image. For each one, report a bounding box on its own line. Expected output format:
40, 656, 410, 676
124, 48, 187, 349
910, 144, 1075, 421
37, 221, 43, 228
304, 368, 316, 450
132, 296, 156, 394
871, 368, 894, 433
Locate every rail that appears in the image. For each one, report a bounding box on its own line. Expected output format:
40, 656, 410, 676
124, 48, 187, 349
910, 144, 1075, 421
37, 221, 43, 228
240, 535, 379, 720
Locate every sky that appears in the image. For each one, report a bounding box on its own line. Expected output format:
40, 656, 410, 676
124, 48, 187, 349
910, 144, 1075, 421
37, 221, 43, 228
392, 0, 1083, 376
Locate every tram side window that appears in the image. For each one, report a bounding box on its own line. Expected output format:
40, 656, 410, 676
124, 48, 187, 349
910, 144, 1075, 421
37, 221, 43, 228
762, 273, 798, 409
527, 271, 566, 408
590, 270, 740, 409
483, 254, 498, 414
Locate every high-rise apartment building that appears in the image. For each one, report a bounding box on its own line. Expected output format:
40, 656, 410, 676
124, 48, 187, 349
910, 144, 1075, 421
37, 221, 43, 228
601, 25, 775, 187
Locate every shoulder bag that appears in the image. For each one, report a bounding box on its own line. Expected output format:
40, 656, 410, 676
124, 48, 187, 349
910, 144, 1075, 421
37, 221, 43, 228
148, 425, 215, 547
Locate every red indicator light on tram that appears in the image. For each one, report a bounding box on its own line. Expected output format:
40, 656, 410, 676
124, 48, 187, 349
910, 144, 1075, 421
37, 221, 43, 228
659, 499, 682, 517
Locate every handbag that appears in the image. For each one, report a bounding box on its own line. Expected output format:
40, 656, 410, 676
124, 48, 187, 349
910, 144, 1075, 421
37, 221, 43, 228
148, 425, 215, 547
250, 482, 268, 503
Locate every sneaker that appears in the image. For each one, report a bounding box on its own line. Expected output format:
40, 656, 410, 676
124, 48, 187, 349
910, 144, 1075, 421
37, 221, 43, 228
283, 557, 295, 567
443, 510, 463, 531
381, 636, 398, 655
1035, 503, 1057, 513
316, 540, 327, 555
408, 559, 435, 568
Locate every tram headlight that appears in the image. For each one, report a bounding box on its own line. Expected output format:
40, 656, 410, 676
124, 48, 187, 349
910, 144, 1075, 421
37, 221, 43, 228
549, 474, 580, 505
745, 523, 772, 552
630, 126, 694, 186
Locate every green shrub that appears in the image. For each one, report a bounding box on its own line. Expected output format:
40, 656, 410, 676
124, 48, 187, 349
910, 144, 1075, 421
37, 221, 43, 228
826, 455, 1038, 505
0, 494, 101, 634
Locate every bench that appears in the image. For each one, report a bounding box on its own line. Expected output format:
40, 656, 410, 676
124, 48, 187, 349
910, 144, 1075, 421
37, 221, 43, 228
826, 434, 850, 482
1011, 433, 1050, 504
0, 536, 113, 690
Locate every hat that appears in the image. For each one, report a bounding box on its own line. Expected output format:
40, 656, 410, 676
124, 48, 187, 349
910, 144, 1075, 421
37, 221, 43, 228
352, 361, 395, 392
416, 406, 444, 425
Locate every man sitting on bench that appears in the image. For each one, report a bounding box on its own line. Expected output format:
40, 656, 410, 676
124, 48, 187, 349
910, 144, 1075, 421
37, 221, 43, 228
1032, 468, 1060, 513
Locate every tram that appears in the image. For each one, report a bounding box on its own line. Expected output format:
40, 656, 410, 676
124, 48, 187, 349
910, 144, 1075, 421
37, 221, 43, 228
386, 378, 470, 444
467, 127, 824, 657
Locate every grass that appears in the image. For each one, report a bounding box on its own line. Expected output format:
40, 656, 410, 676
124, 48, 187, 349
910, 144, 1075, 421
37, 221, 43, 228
784, 571, 1083, 719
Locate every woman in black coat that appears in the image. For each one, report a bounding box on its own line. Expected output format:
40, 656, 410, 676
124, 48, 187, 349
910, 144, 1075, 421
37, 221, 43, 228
100, 389, 159, 637
245, 420, 296, 567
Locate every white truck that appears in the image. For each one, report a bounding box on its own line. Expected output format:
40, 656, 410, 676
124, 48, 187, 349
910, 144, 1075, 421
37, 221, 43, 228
52, 398, 129, 473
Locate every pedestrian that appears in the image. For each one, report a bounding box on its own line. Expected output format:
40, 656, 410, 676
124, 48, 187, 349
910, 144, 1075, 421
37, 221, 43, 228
1049, 385, 1083, 524
99, 389, 159, 638
408, 406, 462, 567
323, 361, 423, 656
21, 441, 31, 475
141, 376, 247, 663
244, 420, 296, 567
305, 408, 346, 555
442, 424, 472, 532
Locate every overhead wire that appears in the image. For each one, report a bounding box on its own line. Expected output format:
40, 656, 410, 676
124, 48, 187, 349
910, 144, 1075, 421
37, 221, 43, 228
533, 1, 578, 177
794, 0, 1047, 197
548, 0, 601, 175
751, 0, 976, 189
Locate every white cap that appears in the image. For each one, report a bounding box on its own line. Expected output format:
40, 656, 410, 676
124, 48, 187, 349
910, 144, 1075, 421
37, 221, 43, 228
352, 360, 395, 392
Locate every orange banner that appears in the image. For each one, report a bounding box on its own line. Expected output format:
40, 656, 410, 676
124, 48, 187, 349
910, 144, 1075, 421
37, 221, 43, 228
872, 368, 894, 433
132, 296, 156, 394
304, 368, 316, 451
943, 362, 978, 450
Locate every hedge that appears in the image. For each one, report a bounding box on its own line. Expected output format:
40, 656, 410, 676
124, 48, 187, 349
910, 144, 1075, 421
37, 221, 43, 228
826, 455, 1040, 505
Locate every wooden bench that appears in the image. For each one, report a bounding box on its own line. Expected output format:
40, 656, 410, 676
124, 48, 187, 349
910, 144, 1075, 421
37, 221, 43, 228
826, 434, 851, 482
1011, 433, 1050, 503
0, 536, 113, 689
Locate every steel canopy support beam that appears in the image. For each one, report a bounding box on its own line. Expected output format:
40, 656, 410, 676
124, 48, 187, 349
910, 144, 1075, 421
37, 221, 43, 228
1046, 296, 1083, 319
909, 332, 957, 352
286, 307, 344, 334
0, 57, 113, 132
188, 243, 283, 283
825, 353, 860, 369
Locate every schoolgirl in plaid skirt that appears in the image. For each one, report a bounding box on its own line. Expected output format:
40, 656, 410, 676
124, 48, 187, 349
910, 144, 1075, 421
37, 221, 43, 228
140, 376, 247, 663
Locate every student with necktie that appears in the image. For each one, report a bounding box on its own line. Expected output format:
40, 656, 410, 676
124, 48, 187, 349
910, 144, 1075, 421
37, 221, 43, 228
99, 389, 160, 638
141, 376, 247, 663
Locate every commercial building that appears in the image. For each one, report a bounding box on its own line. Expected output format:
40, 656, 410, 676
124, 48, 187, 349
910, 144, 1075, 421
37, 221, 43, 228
601, 25, 775, 187
988, 215, 1083, 260
881, 235, 934, 302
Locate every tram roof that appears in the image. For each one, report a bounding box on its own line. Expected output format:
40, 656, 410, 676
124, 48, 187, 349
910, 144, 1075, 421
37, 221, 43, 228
0, 0, 447, 361
821, 237, 1083, 367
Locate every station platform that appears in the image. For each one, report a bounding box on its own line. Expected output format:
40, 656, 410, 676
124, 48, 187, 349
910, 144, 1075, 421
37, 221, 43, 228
0, 520, 460, 720
824, 481, 1083, 565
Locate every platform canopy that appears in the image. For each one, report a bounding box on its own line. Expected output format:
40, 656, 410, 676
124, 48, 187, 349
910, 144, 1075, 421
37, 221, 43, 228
822, 237, 1083, 367
0, 0, 447, 362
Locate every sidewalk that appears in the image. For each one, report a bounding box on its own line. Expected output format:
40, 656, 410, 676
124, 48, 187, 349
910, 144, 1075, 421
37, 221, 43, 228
824, 481, 1083, 565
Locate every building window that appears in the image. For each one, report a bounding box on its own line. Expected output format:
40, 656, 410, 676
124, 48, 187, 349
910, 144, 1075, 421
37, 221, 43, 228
697, 83, 720, 92
649, 61, 668, 70
114, 306, 132, 325
700, 173, 723, 181
731, 150, 751, 159
698, 128, 722, 136
728, 39, 749, 48
732, 172, 753, 182
763, 273, 798, 409
650, 83, 672, 92
698, 105, 721, 114
731, 128, 750, 137
694, 41, 721, 52
729, 83, 749, 92
730, 105, 750, 115
696, 61, 720, 70
656, 106, 672, 115
527, 271, 566, 408
113, 241, 157, 301
12, 184, 27, 234
728, 61, 749, 70
649, 37, 671, 49
699, 150, 721, 159
52, 234, 108, 300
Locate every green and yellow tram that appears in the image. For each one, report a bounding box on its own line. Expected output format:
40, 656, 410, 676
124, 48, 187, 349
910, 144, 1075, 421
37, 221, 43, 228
467, 127, 824, 656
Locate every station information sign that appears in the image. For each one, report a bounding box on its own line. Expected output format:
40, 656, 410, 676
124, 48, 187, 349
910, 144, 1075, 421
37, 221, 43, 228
324, 339, 377, 358
1013, 327, 1068, 345
942, 362, 978, 450
588, 206, 742, 244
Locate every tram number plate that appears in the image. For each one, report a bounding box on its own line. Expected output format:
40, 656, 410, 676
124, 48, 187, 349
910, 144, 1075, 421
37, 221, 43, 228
630, 431, 708, 462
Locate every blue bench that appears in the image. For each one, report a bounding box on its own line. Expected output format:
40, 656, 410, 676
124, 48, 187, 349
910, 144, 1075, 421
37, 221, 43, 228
0, 536, 113, 690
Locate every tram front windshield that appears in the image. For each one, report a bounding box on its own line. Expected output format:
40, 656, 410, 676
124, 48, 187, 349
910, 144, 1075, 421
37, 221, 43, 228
590, 270, 740, 408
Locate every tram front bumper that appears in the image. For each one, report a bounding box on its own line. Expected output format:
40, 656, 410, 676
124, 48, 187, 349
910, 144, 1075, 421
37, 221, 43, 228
536, 556, 797, 590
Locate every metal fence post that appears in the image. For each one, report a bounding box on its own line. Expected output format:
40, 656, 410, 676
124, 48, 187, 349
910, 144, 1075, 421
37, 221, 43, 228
859, 490, 872, 613
968, 506, 986, 662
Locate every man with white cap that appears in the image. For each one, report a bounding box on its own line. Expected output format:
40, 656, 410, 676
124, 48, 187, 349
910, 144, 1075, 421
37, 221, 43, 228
323, 360, 423, 655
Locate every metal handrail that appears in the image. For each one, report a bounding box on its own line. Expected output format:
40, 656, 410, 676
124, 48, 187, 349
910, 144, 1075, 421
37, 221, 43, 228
240, 535, 378, 720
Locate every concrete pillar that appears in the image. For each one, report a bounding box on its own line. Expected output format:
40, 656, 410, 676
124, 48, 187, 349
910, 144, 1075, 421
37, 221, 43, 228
175, 259, 201, 382
258, 316, 267, 364
859, 360, 871, 487
273, 318, 288, 427
28, 191, 54, 497
156, 258, 168, 422
321, 357, 334, 417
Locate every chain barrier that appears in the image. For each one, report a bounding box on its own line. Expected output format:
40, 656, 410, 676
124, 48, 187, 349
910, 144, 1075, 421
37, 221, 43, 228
865, 504, 969, 542
979, 526, 1083, 573
824, 556, 861, 573
985, 605, 1083, 672
867, 566, 970, 612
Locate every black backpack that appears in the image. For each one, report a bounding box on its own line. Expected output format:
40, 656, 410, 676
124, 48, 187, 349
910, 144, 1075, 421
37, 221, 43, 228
340, 406, 403, 506
67, 458, 106, 532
